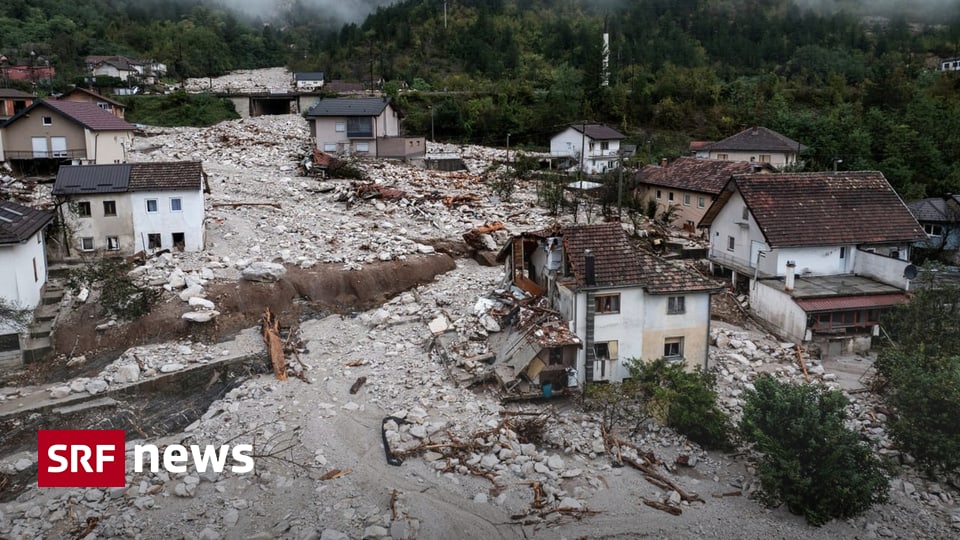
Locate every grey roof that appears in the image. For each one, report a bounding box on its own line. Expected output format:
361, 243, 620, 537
53, 162, 203, 195
0, 200, 54, 245
907, 195, 960, 223
53, 164, 133, 195
304, 98, 390, 117
295, 72, 325, 81
570, 123, 625, 140
706, 126, 807, 153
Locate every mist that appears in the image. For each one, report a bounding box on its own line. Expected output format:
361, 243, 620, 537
792, 0, 960, 21
215, 0, 397, 22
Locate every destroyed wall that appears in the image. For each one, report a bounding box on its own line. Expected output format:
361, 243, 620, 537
56, 193, 135, 258
750, 282, 807, 342
641, 293, 712, 370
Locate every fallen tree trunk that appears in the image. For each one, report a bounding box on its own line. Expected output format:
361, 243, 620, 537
261, 307, 287, 381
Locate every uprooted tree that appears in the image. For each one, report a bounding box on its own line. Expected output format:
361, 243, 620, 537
741, 374, 890, 526
0, 298, 32, 331
66, 258, 160, 321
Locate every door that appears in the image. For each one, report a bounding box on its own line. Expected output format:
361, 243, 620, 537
31, 137, 48, 158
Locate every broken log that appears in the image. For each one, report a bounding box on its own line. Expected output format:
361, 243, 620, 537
261, 308, 287, 381
620, 455, 703, 503
642, 498, 682, 516
795, 344, 810, 382
349, 376, 367, 394
319, 468, 352, 480
212, 201, 282, 209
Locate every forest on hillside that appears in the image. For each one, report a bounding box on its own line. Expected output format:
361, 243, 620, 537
3, 0, 960, 199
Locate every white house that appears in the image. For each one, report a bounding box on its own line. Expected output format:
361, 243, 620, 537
294, 72, 325, 91
498, 223, 721, 385
941, 57, 960, 71
700, 126, 806, 169
0, 201, 54, 356
304, 98, 424, 159
699, 171, 926, 355
52, 161, 206, 257
550, 123, 625, 174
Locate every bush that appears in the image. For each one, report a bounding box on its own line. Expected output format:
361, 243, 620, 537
67, 258, 159, 321
583, 378, 651, 437
741, 375, 890, 526
629, 358, 734, 450
122, 91, 240, 127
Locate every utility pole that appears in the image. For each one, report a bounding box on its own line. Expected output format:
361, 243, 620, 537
429, 106, 435, 141
617, 150, 624, 220
506, 132, 511, 168
444, 1, 448, 29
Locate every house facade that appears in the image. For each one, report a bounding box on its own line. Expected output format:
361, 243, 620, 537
58, 87, 126, 119
304, 98, 424, 159
0, 89, 33, 120
53, 161, 206, 257
550, 124, 625, 174
699, 171, 926, 354
499, 223, 721, 385
0, 201, 54, 357
701, 126, 806, 169
1, 100, 135, 172
906, 195, 960, 251
85, 56, 165, 85
294, 72, 325, 91
633, 157, 773, 232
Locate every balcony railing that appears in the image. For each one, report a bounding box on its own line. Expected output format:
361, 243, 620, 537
3, 149, 88, 160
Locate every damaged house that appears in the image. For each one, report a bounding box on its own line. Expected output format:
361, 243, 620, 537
495, 223, 722, 391
699, 171, 925, 356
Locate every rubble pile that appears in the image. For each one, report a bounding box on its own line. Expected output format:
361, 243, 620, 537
183, 67, 294, 93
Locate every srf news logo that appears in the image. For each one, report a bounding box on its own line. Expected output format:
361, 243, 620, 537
37, 430, 254, 488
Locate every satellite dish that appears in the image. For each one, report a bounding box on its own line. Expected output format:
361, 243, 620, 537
903, 264, 918, 280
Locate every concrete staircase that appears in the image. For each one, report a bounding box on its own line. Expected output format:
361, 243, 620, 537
21, 281, 65, 364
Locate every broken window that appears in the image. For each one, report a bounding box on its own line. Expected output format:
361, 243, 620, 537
668, 296, 686, 315
548, 348, 563, 366
76, 201, 91, 217
106, 236, 119, 251
594, 341, 618, 361
172, 232, 185, 251
103, 200, 117, 216
664, 337, 684, 359
147, 233, 161, 249
595, 294, 620, 314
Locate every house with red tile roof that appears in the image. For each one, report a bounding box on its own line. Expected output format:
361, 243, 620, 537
1, 99, 136, 173
632, 157, 774, 232
52, 161, 206, 257
57, 87, 126, 119
698, 171, 926, 353
701, 126, 806, 168
497, 223, 722, 384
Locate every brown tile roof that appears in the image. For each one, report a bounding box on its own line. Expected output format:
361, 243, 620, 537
59, 87, 125, 108
570, 123, 625, 140
40, 100, 135, 131
560, 223, 721, 293
128, 161, 203, 192
706, 126, 807, 153
634, 157, 767, 195
0, 200, 54, 245
701, 171, 926, 248
0, 89, 33, 98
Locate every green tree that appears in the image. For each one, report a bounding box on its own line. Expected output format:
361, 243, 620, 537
742, 375, 890, 526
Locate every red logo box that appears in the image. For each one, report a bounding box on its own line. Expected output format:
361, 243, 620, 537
37, 430, 126, 488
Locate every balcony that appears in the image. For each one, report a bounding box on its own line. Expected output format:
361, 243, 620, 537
3, 149, 88, 160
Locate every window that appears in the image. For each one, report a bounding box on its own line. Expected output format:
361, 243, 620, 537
323, 143, 337, 152
595, 294, 620, 314
97, 101, 109, 110
146, 199, 158, 213
716, 153, 728, 160
668, 192, 675, 202
80, 237, 94, 251
335, 122, 346, 132
170, 198, 182, 212
42, 116, 52, 126
758, 154, 771, 163
664, 337, 684, 359
594, 341, 618, 360
924, 224, 944, 237
727, 236, 735, 251
600, 141, 609, 151
667, 296, 686, 315
683, 194, 691, 206
656, 190, 662, 200
839, 247, 846, 259
147, 233, 162, 249
172, 232, 185, 251
356, 142, 369, 152
77, 201, 92, 217
741, 206, 749, 220
103, 200, 117, 216
106, 236, 119, 251
548, 348, 563, 366
346, 117, 372, 137
697, 196, 705, 208
588, 142, 595, 152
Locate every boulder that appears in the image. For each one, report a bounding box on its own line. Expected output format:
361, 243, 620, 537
114, 364, 141, 384
182, 311, 220, 323
241, 261, 286, 282
188, 297, 216, 310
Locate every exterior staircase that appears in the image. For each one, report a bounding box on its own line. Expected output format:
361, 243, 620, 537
21, 280, 65, 364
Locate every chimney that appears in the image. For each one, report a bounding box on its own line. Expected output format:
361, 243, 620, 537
584, 249, 596, 286
660, 158, 668, 168
785, 260, 796, 292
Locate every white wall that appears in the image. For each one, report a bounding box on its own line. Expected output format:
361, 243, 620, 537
84, 130, 133, 164
641, 293, 712, 370
707, 150, 794, 168
549, 127, 621, 174
707, 190, 767, 269
0, 231, 48, 334
853, 248, 912, 289
130, 189, 204, 252
769, 245, 854, 276
570, 287, 645, 383
751, 281, 808, 342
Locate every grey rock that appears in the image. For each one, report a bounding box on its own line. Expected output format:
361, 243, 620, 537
49, 386, 71, 399
114, 364, 141, 384
480, 454, 499, 469
189, 297, 216, 310
198, 528, 221, 540
160, 363, 185, 373
547, 455, 565, 470
85, 379, 108, 395
241, 261, 286, 282
558, 497, 582, 510
320, 529, 350, 540
473, 493, 488, 504
363, 525, 389, 538
182, 311, 220, 323
13, 459, 32, 472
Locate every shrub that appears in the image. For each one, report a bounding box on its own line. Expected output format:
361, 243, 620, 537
583, 378, 652, 438
741, 375, 890, 525
67, 258, 159, 321
629, 358, 734, 450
